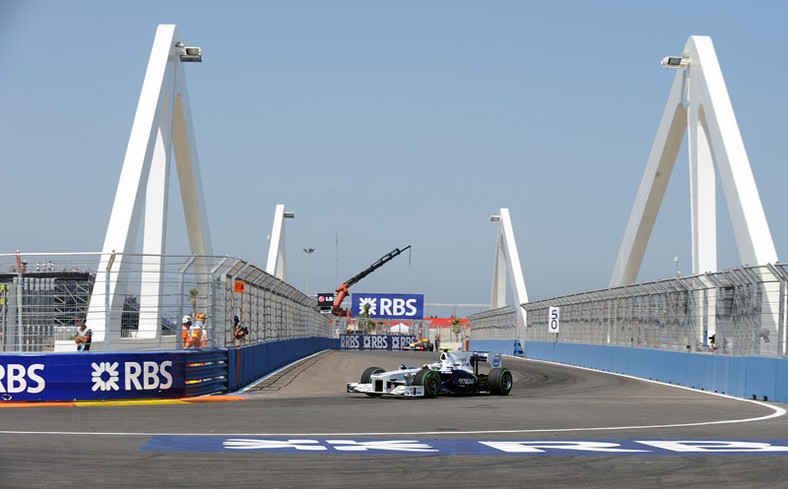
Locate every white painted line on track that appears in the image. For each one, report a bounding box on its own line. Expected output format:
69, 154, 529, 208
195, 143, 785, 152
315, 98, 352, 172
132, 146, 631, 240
1, 399, 783, 438
1, 353, 784, 438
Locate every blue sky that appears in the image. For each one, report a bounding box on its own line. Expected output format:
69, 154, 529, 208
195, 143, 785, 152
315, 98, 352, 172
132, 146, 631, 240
1, 2, 787, 310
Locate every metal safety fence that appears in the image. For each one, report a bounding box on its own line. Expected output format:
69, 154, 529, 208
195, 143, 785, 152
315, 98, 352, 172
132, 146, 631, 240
467, 305, 517, 341
0, 252, 332, 352
514, 264, 788, 358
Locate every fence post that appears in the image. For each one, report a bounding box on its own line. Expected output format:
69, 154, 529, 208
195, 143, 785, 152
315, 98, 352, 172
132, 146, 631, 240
105, 251, 116, 350
16, 272, 22, 352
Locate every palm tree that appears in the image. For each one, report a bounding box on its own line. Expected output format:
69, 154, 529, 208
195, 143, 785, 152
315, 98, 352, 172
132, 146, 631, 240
451, 318, 462, 341
189, 288, 199, 315
361, 303, 369, 332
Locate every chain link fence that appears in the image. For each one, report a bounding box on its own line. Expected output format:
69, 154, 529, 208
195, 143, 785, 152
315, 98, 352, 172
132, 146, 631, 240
513, 264, 788, 357
468, 305, 518, 341
0, 252, 332, 352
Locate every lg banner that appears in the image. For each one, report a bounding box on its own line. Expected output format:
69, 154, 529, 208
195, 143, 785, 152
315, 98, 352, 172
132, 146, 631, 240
351, 293, 424, 320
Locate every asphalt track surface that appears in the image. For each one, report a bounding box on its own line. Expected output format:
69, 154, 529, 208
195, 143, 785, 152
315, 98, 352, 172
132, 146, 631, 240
2, 350, 788, 489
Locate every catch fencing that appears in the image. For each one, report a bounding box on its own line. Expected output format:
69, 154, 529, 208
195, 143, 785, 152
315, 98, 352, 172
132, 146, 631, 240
513, 264, 788, 358
0, 252, 333, 353
468, 305, 518, 341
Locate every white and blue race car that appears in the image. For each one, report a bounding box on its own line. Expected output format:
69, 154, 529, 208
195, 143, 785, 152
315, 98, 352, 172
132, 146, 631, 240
346, 350, 513, 398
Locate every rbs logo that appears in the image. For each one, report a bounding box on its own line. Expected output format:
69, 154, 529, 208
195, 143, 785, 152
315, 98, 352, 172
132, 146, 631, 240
0, 364, 45, 394
91, 361, 173, 392
340, 335, 360, 350
352, 293, 424, 319
126, 361, 173, 390
362, 336, 389, 350
379, 298, 417, 317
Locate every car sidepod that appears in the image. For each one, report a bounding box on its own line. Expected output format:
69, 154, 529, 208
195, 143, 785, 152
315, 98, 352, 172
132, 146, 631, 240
441, 368, 478, 395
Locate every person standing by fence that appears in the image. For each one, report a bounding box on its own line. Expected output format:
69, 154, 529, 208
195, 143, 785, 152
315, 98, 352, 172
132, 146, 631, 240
185, 312, 206, 348
74, 318, 92, 352
181, 316, 192, 348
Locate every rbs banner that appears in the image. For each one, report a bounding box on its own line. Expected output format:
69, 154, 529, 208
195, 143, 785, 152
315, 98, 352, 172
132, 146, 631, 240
0, 352, 186, 402
352, 293, 424, 320
340, 334, 417, 351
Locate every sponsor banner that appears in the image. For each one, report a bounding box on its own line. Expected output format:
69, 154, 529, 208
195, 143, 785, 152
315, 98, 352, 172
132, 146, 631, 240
142, 437, 788, 456
316, 292, 336, 313
0, 352, 185, 401
316, 292, 335, 307
351, 293, 424, 320
339, 334, 416, 351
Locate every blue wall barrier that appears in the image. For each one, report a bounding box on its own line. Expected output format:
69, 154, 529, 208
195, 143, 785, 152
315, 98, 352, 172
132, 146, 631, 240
470, 339, 524, 356
184, 349, 229, 397
1, 336, 341, 401
0, 349, 227, 402
226, 337, 339, 392
523, 341, 788, 403
339, 334, 416, 351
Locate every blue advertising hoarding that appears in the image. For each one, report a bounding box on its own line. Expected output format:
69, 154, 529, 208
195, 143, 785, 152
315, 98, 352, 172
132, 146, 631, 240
339, 334, 417, 351
0, 351, 186, 401
351, 293, 424, 320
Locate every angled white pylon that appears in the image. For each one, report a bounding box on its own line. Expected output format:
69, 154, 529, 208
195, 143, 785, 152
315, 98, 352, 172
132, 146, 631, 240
265, 204, 293, 280
86, 25, 212, 343
490, 208, 528, 335
610, 36, 777, 287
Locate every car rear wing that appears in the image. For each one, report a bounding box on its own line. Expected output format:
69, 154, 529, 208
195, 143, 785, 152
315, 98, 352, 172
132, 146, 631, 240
470, 351, 503, 369
439, 351, 503, 371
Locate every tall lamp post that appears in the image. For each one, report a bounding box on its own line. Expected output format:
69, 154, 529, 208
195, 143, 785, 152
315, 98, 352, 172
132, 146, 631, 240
304, 248, 315, 295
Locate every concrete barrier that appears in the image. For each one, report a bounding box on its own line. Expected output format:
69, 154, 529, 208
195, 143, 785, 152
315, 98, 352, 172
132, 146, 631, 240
226, 337, 339, 392
524, 341, 788, 402
0, 349, 227, 402
0, 336, 341, 401
469, 339, 524, 356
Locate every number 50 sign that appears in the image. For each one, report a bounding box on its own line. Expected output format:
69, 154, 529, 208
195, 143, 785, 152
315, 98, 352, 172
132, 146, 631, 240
548, 307, 560, 334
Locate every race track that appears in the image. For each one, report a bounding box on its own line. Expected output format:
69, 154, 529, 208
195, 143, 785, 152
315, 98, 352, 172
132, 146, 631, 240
1, 350, 788, 488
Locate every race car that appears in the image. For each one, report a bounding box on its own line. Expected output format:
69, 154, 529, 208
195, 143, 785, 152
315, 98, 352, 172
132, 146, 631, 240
403, 338, 434, 351
346, 350, 513, 398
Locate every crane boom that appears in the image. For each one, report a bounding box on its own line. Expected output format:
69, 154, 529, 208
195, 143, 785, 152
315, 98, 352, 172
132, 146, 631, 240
333, 245, 411, 315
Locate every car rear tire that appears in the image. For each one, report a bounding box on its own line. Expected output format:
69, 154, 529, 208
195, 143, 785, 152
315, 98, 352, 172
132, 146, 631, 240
413, 368, 441, 398
488, 367, 513, 395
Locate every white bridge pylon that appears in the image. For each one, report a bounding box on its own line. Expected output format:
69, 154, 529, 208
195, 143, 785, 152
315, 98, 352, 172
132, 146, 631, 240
86, 24, 212, 343
610, 35, 778, 287
490, 208, 528, 338
265, 204, 295, 281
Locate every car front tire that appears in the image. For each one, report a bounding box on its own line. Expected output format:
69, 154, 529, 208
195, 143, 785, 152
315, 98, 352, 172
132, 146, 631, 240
414, 368, 441, 398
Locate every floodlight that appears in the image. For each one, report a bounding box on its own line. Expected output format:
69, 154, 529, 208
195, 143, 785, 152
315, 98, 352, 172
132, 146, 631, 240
177, 42, 202, 62
661, 55, 689, 69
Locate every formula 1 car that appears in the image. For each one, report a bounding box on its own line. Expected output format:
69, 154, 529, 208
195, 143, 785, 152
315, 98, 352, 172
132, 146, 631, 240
402, 338, 434, 351
346, 350, 513, 398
